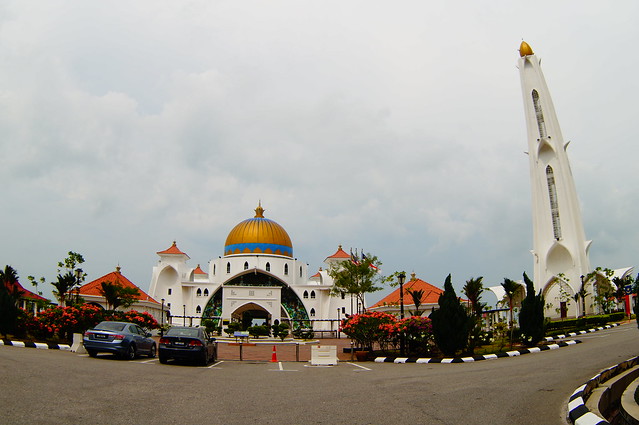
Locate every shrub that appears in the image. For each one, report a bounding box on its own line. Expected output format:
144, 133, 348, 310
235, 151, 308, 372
340, 311, 397, 350
248, 325, 270, 338
519, 272, 545, 347
224, 321, 242, 337
429, 275, 470, 357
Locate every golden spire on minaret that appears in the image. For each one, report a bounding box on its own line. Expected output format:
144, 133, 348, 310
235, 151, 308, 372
254, 201, 265, 218
519, 41, 534, 57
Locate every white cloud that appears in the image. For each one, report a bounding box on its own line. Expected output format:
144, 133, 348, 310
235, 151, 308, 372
1, 0, 638, 305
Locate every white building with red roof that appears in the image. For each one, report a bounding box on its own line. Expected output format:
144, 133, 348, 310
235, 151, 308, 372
77, 266, 163, 322
369, 273, 447, 317
148, 204, 364, 331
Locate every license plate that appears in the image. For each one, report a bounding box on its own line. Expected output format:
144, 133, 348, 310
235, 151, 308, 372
95, 334, 108, 340
174, 341, 185, 346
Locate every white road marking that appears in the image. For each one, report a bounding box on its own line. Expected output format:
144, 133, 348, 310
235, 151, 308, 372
347, 362, 372, 371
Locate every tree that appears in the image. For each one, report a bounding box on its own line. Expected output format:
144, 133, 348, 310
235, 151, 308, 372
51, 252, 86, 306
463, 276, 485, 354
585, 267, 615, 314
501, 278, 520, 349
519, 272, 545, 347
328, 253, 384, 314
429, 274, 470, 357
406, 288, 425, 316
99, 281, 140, 311
573, 275, 589, 318
0, 266, 22, 338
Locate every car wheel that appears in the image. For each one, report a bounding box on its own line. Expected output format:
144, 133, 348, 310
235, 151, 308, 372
87, 349, 98, 358
200, 351, 208, 366
123, 344, 136, 360
159, 355, 168, 364
148, 344, 156, 358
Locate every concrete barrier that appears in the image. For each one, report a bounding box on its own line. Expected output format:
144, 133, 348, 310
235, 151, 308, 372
70, 333, 86, 354
310, 345, 338, 366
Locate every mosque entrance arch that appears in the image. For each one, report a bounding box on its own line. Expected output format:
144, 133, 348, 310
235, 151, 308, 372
232, 302, 271, 328
202, 270, 309, 329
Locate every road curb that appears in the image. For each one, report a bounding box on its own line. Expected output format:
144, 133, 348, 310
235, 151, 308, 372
374, 340, 581, 363
0, 339, 71, 351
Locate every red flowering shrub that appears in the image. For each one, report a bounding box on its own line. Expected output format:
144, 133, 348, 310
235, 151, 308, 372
112, 310, 159, 331
340, 311, 397, 350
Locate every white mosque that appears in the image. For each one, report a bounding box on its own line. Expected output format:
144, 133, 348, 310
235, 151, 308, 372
148, 203, 357, 331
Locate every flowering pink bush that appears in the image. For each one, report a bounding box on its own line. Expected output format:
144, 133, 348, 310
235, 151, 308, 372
340, 311, 397, 350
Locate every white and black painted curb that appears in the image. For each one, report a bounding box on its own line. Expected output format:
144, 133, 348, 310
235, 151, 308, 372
374, 340, 580, 363
374, 323, 619, 364
0, 339, 71, 350
544, 323, 619, 341
568, 355, 639, 425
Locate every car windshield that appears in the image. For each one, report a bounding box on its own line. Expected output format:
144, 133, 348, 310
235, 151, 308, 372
95, 322, 126, 332
166, 328, 200, 338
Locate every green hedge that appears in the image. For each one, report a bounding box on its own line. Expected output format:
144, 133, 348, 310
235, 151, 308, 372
546, 312, 626, 332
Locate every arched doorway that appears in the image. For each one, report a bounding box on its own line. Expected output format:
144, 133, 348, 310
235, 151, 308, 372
232, 302, 271, 328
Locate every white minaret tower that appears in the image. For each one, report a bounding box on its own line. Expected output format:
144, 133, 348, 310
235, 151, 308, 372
518, 41, 592, 318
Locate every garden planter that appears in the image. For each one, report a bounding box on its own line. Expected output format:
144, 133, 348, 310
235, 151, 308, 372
355, 350, 369, 362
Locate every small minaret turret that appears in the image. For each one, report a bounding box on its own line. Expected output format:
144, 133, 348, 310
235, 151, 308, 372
518, 41, 592, 318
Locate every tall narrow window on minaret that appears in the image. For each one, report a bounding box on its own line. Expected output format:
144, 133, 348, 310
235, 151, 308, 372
546, 166, 562, 240
532, 90, 547, 139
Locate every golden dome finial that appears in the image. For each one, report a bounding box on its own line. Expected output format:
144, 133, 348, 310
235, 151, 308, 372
519, 41, 534, 57
254, 201, 265, 218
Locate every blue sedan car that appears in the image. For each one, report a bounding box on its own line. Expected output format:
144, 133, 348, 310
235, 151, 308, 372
83, 321, 156, 360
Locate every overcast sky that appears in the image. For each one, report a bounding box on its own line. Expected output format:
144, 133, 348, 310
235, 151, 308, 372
2, 1, 638, 307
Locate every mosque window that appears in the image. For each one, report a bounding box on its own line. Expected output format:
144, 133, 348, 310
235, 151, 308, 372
203, 288, 209, 297
310, 291, 316, 299
310, 308, 316, 317
546, 166, 562, 240
196, 305, 201, 314
341, 292, 345, 300
303, 290, 309, 299
196, 288, 202, 297
244, 261, 249, 270
168, 288, 172, 295
284, 264, 289, 275
299, 266, 303, 277
226, 262, 231, 273
266, 262, 271, 272
342, 307, 346, 314
213, 264, 216, 275
532, 90, 547, 139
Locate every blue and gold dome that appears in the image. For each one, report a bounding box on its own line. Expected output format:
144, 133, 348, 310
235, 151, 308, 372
224, 203, 293, 257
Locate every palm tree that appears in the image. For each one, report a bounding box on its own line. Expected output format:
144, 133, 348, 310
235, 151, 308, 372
52, 272, 78, 307
463, 276, 484, 354
463, 277, 484, 317
406, 288, 425, 316
501, 278, 520, 349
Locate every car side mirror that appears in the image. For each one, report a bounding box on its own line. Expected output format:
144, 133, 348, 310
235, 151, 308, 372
146, 332, 152, 338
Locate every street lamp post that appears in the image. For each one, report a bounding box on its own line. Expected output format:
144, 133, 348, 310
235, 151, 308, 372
161, 299, 165, 336
73, 268, 83, 305
398, 272, 406, 356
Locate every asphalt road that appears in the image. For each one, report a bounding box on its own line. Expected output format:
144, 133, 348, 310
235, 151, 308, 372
1, 324, 638, 425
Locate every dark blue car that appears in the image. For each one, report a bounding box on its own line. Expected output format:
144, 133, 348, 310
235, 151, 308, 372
84, 321, 156, 360
159, 326, 216, 365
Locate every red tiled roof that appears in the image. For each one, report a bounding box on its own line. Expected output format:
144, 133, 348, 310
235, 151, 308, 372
193, 265, 207, 275
157, 241, 189, 257
5, 280, 48, 301
78, 267, 159, 304
326, 245, 351, 259
371, 278, 446, 308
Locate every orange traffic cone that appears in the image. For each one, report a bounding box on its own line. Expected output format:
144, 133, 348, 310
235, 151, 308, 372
271, 345, 278, 362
